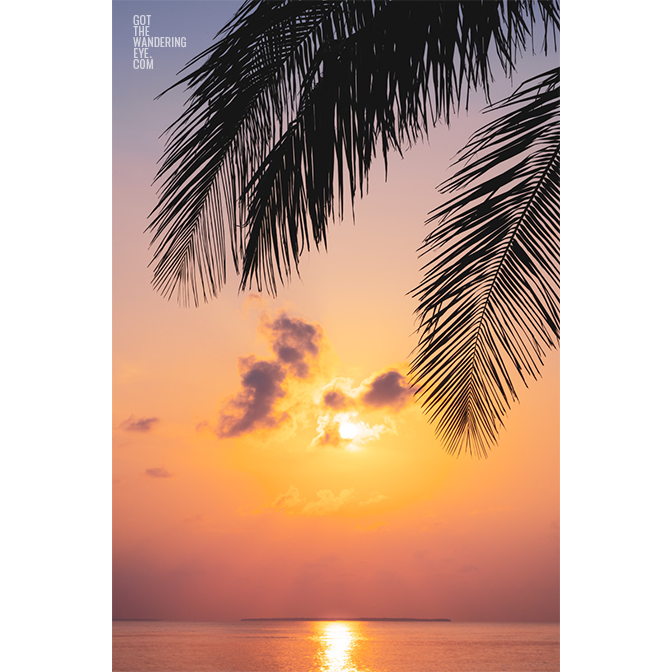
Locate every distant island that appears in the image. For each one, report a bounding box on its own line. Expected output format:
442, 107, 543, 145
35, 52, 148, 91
241, 617, 451, 622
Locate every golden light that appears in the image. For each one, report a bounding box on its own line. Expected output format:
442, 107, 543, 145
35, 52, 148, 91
315, 622, 357, 672
338, 421, 360, 440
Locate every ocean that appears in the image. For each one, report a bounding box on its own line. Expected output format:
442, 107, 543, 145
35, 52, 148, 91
112, 620, 559, 671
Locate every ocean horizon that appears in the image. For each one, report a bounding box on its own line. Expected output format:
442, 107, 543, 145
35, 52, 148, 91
113, 619, 560, 671
114, 617, 454, 622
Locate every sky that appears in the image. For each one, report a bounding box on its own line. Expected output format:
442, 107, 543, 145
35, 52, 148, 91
6, 1, 672, 670
112, 0, 560, 622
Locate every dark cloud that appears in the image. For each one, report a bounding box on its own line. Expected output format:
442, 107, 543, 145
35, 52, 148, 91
361, 370, 414, 410
266, 313, 322, 379
216, 357, 288, 438
323, 389, 353, 410
215, 313, 324, 439
121, 416, 159, 432
145, 467, 173, 478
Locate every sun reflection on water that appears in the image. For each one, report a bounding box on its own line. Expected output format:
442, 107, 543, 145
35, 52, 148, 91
313, 621, 369, 672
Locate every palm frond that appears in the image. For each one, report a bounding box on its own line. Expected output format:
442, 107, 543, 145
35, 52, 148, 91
410, 67, 560, 457
147, 0, 559, 305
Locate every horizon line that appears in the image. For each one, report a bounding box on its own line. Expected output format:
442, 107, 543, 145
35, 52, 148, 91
241, 617, 452, 622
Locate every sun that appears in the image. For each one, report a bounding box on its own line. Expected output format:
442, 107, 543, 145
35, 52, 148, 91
338, 421, 360, 440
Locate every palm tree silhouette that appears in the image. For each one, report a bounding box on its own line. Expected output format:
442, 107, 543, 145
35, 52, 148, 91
148, 0, 560, 456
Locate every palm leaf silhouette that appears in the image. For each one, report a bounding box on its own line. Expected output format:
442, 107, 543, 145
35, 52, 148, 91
410, 67, 559, 457
148, 0, 559, 304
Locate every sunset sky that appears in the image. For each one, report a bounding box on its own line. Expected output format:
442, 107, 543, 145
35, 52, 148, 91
113, 0, 560, 622
8, 2, 672, 670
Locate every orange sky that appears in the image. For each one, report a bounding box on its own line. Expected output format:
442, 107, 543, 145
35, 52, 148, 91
113, 1, 559, 622
113, 302, 558, 621
113, 182, 560, 621
10, 3, 672, 670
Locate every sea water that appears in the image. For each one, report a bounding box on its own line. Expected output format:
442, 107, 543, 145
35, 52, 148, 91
112, 620, 559, 671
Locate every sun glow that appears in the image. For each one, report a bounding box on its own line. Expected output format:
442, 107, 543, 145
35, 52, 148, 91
338, 421, 360, 440
316, 622, 357, 672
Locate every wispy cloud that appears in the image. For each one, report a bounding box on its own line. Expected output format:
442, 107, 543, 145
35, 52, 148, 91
311, 414, 347, 448
359, 491, 387, 506
301, 488, 355, 516
121, 416, 159, 432
266, 486, 364, 516
269, 485, 305, 510
310, 412, 390, 450
144, 467, 173, 478
242, 293, 265, 314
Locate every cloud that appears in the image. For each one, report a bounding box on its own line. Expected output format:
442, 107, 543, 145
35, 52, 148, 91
322, 388, 354, 410
359, 491, 387, 506
269, 485, 305, 510
310, 415, 346, 448
121, 416, 159, 432
310, 412, 391, 450
267, 486, 385, 516
216, 357, 288, 438
144, 467, 173, 478
264, 313, 322, 379
360, 369, 414, 410
319, 378, 358, 411
215, 312, 324, 439
213, 313, 414, 446
301, 488, 355, 516
243, 293, 265, 311
309, 371, 414, 449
